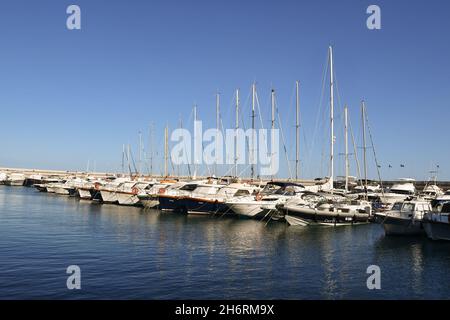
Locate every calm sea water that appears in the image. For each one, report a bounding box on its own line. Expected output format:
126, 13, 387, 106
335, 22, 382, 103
0, 185, 449, 300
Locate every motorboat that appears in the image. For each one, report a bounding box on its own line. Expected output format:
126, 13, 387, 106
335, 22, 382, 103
277, 192, 371, 226
181, 183, 260, 215
4, 173, 26, 186
136, 180, 181, 209
115, 181, 153, 206
420, 184, 444, 200
379, 178, 416, 206
0, 172, 7, 185
423, 201, 450, 241
99, 178, 131, 204
224, 181, 305, 219
374, 199, 431, 235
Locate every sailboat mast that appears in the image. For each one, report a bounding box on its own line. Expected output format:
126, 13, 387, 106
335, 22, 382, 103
362, 100, 368, 192
329, 46, 334, 191
216, 92, 220, 177
235, 88, 239, 178
122, 144, 125, 175
271, 88, 276, 179
344, 106, 349, 192
295, 80, 300, 181
149, 123, 153, 177
164, 125, 169, 177
193, 104, 198, 179
138, 131, 142, 176
251, 83, 256, 180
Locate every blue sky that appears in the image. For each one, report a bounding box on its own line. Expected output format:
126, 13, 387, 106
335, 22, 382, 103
0, 0, 449, 180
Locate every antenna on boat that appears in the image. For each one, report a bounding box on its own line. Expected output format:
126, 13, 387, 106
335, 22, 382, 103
329, 46, 335, 192
235, 88, 239, 178
344, 105, 349, 193
251, 82, 256, 180
295, 80, 300, 181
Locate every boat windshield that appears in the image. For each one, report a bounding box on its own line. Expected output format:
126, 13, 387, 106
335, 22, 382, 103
392, 202, 402, 210
391, 189, 414, 195
401, 203, 415, 212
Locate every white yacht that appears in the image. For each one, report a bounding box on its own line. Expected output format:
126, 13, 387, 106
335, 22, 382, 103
420, 184, 444, 200
374, 199, 431, 235
137, 181, 177, 209
379, 178, 416, 206
423, 202, 450, 241
278, 192, 371, 226
4, 173, 26, 186
0, 172, 7, 185
224, 182, 305, 219
99, 178, 131, 204
115, 181, 153, 206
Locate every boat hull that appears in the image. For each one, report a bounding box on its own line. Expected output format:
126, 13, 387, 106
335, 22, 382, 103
100, 190, 118, 204
423, 220, 450, 241
279, 206, 370, 226
379, 215, 424, 236
116, 192, 141, 206
78, 188, 93, 200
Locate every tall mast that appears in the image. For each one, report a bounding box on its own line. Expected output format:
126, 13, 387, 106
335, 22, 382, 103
138, 131, 142, 176
122, 144, 125, 175
251, 82, 256, 180
164, 125, 169, 177
329, 46, 334, 191
215, 91, 220, 177
235, 88, 239, 178
362, 100, 368, 193
295, 80, 300, 181
344, 105, 349, 192
193, 104, 197, 179
271, 88, 276, 179
149, 123, 153, 177
127, 144, 132, 178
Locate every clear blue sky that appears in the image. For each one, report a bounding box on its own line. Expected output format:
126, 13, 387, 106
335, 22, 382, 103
0, 0, 449, 180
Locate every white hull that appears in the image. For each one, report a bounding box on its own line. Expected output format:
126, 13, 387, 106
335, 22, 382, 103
116, 192, 140, 206
100, 190, 118, 203
46, 186, 57, 193
78, 189, 92, 200
225, 202, 268, 218
54, 187, 70, 195
6, 179, 25, 186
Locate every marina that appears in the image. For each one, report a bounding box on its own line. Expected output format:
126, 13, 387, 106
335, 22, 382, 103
1, 0, 450, 305
1, 184, 450, 300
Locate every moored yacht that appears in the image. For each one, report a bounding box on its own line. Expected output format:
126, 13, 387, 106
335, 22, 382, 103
0, 172, 7, 185
99, 178, 131, 204
182, 183, 259, 215
115, 181, 153, 206
277, 193, 371, 226
379, 178, 416, 206
423, 201, 450, 241
4, 173, 26, 186
374, 199, 431, 235
420, 184, 444, 201
224, 181, 304, 219
137, 180, 177, 209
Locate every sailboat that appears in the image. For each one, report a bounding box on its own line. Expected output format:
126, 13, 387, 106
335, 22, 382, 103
278, 46, 372, 226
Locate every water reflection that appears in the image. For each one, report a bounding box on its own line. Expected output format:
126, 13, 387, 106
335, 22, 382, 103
1, 186, 450, 299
